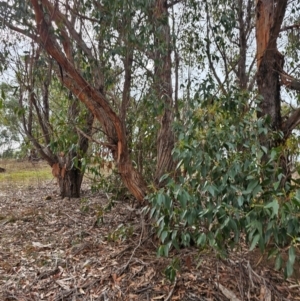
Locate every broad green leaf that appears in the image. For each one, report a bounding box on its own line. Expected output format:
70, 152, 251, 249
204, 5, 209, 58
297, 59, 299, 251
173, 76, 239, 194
159, 173, 169, 183
243, 180, 259, 195
197, 233, 207, 247
249, 233, 260, 251
161, 230, 168, 243
237, 195, 244, 206
275, 254, 282, 271
285, 261, 294, 278
288, 246, 296, 265
264, 199, 279, 217
252, 184, 262, 197
157, 193, 165, 206
261, 145, 268, 154
207, 185, 215, 197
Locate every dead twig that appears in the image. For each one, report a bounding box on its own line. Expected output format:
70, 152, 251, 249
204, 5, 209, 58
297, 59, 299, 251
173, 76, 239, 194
165, 277, 177, 301
117, 215, 145, 275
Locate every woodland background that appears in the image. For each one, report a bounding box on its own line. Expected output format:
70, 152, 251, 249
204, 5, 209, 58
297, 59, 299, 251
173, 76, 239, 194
1, 0, 300, 299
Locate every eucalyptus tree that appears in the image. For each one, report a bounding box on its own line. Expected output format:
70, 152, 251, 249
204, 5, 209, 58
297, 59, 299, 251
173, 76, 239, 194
180, 0, 300, 183
2, 45, 94, 198
146, 1, 300, 276
0, 0, 183, 201
255, 1, 300, 161
2, 0, 300, 200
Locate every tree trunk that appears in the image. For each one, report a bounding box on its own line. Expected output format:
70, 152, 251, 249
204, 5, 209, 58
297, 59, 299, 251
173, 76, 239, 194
257, 51, 283, 130
30, 0, 147, 202
57, 167, 83, 198
51, 156, 83, 198
256, 0, 289, 181
256, 0, 287, 127
152, 0, 176, 185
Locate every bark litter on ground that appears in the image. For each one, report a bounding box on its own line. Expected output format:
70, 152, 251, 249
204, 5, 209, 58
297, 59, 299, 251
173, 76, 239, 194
0, 180, 299, 300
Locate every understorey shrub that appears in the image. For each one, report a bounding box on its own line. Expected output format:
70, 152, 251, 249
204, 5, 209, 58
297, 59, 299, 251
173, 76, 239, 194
148, 89, 300, 278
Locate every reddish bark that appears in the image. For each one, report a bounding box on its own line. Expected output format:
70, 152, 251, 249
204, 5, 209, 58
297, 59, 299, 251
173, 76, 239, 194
30, 0, 147, 202
256, 0, 290, 182
256, 0, 287, 129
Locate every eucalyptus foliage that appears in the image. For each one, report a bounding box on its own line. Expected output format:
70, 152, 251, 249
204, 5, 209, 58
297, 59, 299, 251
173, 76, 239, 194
148, 89, 300, 278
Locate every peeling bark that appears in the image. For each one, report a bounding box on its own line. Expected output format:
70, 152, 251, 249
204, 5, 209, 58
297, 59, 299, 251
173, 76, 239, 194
52, 159, 83, 198
256, 0, 290, 183
256, 0, 287, 129
30, 0, 147, 202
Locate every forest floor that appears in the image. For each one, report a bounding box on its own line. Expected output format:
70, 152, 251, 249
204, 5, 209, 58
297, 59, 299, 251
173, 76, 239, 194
0, 160, 300, 300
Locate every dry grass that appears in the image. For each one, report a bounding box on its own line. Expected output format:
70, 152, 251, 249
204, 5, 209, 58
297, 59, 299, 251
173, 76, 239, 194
0, 159, 53, 191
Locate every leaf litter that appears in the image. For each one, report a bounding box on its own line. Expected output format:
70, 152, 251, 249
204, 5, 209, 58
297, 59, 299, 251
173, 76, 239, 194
0, 179, 299, 300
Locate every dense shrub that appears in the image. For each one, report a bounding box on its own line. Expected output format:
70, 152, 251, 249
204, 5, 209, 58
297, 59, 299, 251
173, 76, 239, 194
148, 91, 300, 278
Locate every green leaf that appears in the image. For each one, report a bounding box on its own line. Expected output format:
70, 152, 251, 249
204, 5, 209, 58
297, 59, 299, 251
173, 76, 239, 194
179, 190, 190, 208
159, 173, 169, 183
207, 185, 215, 197
288, 246, 296, 265
164, 195, 172, 210
273, 181, 280, 191
285, 261, 294, 278
161, 230, 168, 243
261, 145, 268, 154
237, 195, 244, 206
157, 193, 165, 206
157, 245, 165, 257
295, 189, 300, 202
149, 207, 156, 219
270, 149, 277, 160
197, 233, 207, 247
158, 244, 170, 257
249, 233, 260, 251
275, 254, 282, 270
243, 180, 259, 195
164, 244, 170, 257
267, 248, 278, 259
264, 199, 279, 217
252, 184, 262, 197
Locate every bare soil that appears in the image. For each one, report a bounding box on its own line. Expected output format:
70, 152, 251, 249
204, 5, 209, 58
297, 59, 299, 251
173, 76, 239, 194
0, 162, 299, 300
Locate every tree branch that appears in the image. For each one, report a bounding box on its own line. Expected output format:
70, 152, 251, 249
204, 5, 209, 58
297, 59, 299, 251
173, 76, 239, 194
280, 23, 300, 32
205, 3, 226, 94
282, 107, 300, 138
167, 0, 184, 8
280, 71, 300, 92
1, 21, 38, 43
